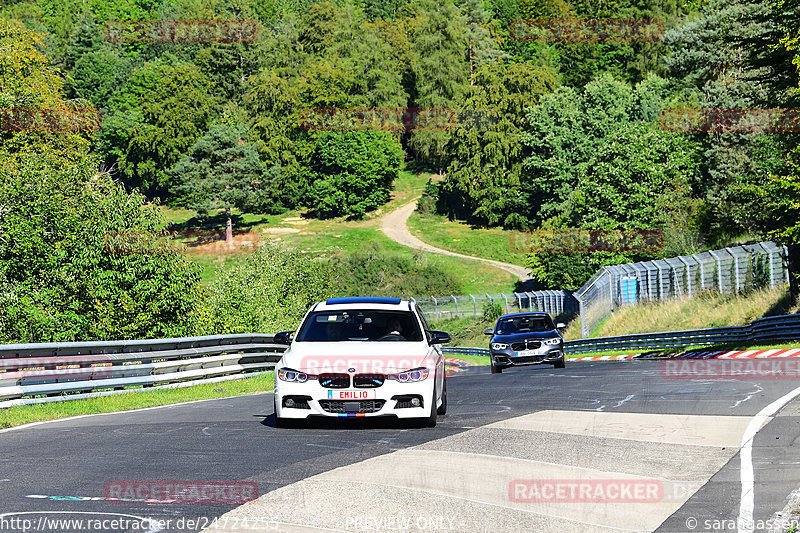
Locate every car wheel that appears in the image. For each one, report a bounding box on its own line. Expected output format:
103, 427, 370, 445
553, 357, 565, 369
421, 387, 437, 428
491, 361, 502, 374
436, 379, 447, 416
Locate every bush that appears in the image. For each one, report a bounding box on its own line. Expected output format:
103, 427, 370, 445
0, 153, 203, 343
195, 244, 337, 334
331, 242, 462, 296
306, 131, 404, 219
416, 179, 439, 215
482, 301, 504, 322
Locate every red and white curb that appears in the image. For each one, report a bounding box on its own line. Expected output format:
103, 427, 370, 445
569, 354, 639, 362
445, 357, 473, 373
687, 348, 800, 359
569, 347, 800, 362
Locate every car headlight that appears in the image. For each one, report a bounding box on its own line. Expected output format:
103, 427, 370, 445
278, 367, 313, 383
491, 343, 509, 350
543, 338, 561, 346
389, 368, 429, 383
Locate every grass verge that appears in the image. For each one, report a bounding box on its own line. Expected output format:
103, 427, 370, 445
0, 372, 274, 430
562, 286, 799, 341
407, 211, 527, 266
446, 353, 490, 366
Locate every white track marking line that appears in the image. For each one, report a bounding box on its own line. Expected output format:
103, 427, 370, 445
737, 385, 800, 533
0, 392, 273, 434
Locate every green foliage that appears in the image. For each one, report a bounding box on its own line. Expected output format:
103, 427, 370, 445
307, 131, 404, 218
195, 244, 336, 335
114, 59, 217, 198
0, 153, 203, 343
416, 179, 439, 215
482, 301, 503, 321
170, 123, 278, 216
331, 242, 462, 296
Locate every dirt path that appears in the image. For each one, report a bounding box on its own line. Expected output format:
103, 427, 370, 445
380, 198, 532, 281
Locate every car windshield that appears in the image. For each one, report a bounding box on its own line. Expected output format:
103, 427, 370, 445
495, 315, 555, 335
295, 310, 423, 342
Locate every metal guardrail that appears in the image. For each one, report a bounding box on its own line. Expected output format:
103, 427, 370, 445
0, 334, 285, 409
443, 313, 800, 356
3, 313, 798, 408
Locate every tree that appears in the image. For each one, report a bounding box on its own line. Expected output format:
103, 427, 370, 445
171, 123, 277, 244
408, 0, 469, 172
437, 61, 558, 225
94, 55, 217, 199
306, 131, 404, 218
0, 152, 203, 343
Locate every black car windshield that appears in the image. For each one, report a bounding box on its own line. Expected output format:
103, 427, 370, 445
296, 310, 423, 342
495, 315, 555, 335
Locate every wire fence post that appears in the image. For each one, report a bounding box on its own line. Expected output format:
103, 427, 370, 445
726, 247, 741, 293
709, 250, 724, 293
678, 256, 692, 298
470, 294, 477, 316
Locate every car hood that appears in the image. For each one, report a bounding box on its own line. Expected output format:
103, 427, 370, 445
491, 331, 561, 343
280, 341, 433, 374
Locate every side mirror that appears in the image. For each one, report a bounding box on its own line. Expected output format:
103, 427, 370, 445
556, 323, 566, 329
429, 330, 451, 344
483, 328, 494, 336
273, 331, 293, 345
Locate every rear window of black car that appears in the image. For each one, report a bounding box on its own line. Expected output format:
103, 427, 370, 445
495, 316, 555, 335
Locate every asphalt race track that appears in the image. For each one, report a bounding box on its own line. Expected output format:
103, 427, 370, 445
3, 360, 800, 533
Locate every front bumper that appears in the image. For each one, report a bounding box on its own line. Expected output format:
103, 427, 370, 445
491, 346, 564, 368
274, 379, 435, 420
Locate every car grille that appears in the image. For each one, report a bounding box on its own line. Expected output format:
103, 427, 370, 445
318, 400, 386, 413
510, 355, 545, 364
319, 373, 350, 388
511, 341, 542, 351
353, 374, 385, 388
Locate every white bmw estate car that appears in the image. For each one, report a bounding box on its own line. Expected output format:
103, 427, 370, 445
272, 297, 450, 427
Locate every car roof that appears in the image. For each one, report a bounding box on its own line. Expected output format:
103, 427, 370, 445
497, 312, 552, 320
314, 297, 415, 312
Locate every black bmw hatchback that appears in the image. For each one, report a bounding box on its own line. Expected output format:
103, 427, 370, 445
483, 312, 566, 374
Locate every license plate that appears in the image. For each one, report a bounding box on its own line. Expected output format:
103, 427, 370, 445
514, 350, 538, 357
327, 389, 376, 400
